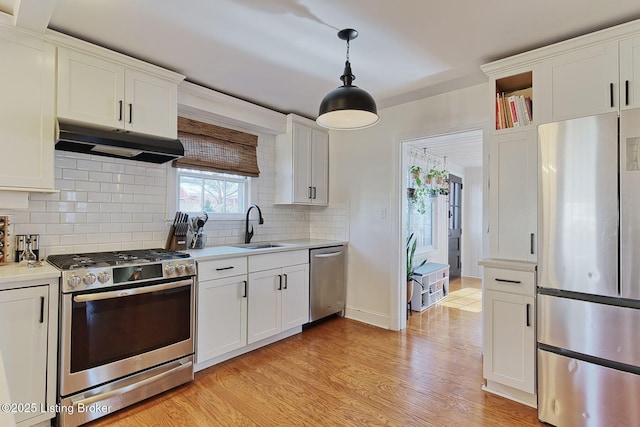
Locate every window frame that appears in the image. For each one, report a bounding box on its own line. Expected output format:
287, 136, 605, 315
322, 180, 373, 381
175, 168, 249, 221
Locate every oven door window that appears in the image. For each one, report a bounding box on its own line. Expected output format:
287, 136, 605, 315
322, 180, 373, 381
70, 282, 192, 373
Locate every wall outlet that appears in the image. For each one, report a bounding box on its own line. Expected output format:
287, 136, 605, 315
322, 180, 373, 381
293, 210, 306, 221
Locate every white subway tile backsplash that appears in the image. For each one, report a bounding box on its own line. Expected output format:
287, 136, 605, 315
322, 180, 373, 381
62, 169, 89, 181
5, 128, 349, 257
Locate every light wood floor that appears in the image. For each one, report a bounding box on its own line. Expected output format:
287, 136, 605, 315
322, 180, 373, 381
88, 277, 542, 426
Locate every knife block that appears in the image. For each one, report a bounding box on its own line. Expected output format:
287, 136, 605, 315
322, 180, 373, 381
165, 226, 187, 250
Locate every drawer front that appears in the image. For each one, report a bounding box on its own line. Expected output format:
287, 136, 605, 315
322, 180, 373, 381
249, 250, 308, 272
198, 257, 247, 281
484, 267, 535, 295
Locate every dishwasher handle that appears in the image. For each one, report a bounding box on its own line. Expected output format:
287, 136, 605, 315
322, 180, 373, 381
313, 251, 344, 258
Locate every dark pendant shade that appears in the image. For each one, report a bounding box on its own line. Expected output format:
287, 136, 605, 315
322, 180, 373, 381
316, 29, 379, 130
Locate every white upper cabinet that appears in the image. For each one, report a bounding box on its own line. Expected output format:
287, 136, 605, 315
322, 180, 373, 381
0, 26, 55, 193
620, 35, 640, 110
57, 47, 179, 139
275, 114, 329, 205
545, 41, 619, 121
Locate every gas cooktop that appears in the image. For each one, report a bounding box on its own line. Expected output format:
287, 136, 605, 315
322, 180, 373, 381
47, 248, 191, 270
48, 248, 196, 293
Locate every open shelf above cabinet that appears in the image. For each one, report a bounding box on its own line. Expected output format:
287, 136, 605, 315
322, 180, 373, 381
495, 71, 533, 130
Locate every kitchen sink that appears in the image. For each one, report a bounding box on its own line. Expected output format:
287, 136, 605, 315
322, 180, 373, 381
232, 243, 285, 250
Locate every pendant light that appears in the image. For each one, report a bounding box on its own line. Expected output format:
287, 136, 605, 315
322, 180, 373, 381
316, 28, 379, 130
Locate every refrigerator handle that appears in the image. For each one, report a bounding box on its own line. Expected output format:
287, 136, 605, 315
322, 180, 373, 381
530, 233, 535, 255
525, 303, 531, 327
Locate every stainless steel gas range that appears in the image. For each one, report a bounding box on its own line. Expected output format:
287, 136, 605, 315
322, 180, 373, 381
47, 249, 197, 427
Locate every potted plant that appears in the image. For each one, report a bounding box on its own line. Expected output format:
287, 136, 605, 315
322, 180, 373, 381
406, 233, 427, 306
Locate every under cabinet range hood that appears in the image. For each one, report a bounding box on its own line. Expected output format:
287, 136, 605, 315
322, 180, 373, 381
55, 120, 184, 164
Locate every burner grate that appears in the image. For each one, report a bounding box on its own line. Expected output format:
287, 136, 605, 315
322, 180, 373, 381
47, 248, 190, 270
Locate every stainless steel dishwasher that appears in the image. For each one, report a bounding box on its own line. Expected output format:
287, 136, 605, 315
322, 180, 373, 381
309, 245, 346, 322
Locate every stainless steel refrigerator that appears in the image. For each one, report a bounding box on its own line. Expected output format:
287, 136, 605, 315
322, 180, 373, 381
537, 110, 640, 426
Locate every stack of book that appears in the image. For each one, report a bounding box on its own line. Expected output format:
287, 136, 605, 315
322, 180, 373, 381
496, 87, 533, 129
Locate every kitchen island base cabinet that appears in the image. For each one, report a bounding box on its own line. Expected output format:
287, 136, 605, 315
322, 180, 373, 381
0, 280, 58, 427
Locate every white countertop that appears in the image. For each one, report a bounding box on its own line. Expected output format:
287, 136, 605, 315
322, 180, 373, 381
0, 262, 61, 289
0, 239, 347, 288
186, 239, 347, 262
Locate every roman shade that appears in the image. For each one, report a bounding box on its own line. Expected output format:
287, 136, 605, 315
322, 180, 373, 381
173, 117, 260, 177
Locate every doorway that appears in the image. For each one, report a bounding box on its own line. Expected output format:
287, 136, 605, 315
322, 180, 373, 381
401, 128, 483, 323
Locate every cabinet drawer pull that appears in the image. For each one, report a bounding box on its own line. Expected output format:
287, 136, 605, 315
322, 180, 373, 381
215, 266, 234, 271
495, 278, 522, 284
242, 280, 247, 298
610, 82, 615, 108
525, 303, 531, 327
39, 296, 45, 324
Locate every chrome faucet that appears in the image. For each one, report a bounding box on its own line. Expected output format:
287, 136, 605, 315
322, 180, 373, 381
245, 204, 264, 243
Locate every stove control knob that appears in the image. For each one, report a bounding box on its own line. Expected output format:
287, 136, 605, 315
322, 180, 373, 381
185, 262, 196, 274
97, 271, 111, 284
176, 263, 186, 274
165, 264, 176, 275
83, 273, 97, 285
67, 275, 81, 289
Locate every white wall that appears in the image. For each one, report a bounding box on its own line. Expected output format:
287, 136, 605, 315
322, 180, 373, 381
331, 82, 490, 330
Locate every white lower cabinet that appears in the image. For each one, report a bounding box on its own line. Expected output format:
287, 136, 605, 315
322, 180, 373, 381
197, 274, 247, 363
248, 258, 309, 344
484, 290, 535, 393
195, 250, 309, 370
480, 261, 537, 407
0, 280, 58, 427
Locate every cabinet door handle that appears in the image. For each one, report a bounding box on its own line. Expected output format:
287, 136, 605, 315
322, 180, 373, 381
525, 303, 531, 327
495, 278, 521, 284
242, 280, 247, 298
277, 274, 282, 290
129, 103, 133, 124
283, 274, 288, 290
610, 83, 615, 108
118, 100, 123, 121
39, 296, 45, 324
530, 233, 535, 255
308, 187, 313, 199
312, 187, 317, 199
626, 80, 630, 106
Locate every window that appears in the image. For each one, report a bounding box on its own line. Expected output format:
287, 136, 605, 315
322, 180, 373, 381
177, 168, 248, 217
408, 197, 435, 250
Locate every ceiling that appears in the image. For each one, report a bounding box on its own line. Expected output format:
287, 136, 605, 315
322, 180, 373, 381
2, 0, 640, 123
4, 0, 638, 171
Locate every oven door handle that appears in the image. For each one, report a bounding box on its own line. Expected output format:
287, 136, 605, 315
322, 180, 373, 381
73, 279, 192, 303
